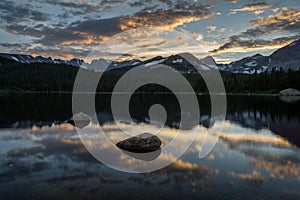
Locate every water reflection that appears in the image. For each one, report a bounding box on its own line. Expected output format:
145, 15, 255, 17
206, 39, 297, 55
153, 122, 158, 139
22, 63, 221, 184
0, 94, 300, 199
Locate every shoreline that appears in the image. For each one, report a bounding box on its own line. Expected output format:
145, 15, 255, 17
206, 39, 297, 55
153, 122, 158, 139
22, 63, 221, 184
0, 89, 282, 96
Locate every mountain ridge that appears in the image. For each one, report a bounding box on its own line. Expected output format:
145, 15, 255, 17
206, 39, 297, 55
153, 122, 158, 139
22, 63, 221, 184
1, 38, 299, 74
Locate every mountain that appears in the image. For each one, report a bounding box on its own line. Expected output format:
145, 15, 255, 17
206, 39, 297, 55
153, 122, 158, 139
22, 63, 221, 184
218, 54, 270, 74
158, 53, 218, 73
268, 39, 300, 71
0, 53, 86, 68
85, 53, 219, 73
218, 39, 300, 74
1, 38, 299, 74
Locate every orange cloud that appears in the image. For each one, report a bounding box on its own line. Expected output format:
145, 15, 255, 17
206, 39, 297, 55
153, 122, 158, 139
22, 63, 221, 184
250, 7, 300, 27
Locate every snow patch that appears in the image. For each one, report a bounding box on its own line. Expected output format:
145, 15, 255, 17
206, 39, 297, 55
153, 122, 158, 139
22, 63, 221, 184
172, 58, 182, 63
290, 41, 299, 47
131, 61, 141, 65
245, 60, 257, 67
11, 56, 19, 62
145, 59, 166, 67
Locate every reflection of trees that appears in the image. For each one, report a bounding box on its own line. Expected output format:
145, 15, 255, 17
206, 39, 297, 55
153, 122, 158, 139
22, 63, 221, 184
225, 95, 300, 147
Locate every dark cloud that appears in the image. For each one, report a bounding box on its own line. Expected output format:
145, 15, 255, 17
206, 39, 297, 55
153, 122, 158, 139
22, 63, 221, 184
1, 42, 91, 60
26, 45, 91, 59
6, 2, 212, 46
128, 0, 173, 7
0, 0, 50, 23
0, 43, 31, 49
234, 2, 273, 12
41, 0, 102, 12
211, 36, 300, 53
6, 25, 46, 37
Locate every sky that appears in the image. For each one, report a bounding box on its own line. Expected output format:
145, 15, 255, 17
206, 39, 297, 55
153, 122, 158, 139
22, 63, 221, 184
0, 0, 299, 63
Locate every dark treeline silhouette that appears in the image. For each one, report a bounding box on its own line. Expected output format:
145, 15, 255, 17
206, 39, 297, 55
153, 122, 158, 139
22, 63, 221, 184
0, 57, 299, 93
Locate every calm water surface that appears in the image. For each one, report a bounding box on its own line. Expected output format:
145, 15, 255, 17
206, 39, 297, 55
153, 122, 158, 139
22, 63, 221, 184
0, 94, 300, 200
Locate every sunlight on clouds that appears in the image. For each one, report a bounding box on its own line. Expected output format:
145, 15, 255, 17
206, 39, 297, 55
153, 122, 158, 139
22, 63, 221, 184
230, 170, 265, 183
233, 2, 273, 12
211, 40, 295, 54
216, 133, 291, 148
85, 27, 209, 61
250, 159, 300, 179
207, 26, 217, 32
254, 10, 264, 15
250, 7, 300, 26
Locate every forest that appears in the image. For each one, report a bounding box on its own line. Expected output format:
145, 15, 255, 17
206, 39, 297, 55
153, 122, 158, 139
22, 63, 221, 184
0, 56, 299, 94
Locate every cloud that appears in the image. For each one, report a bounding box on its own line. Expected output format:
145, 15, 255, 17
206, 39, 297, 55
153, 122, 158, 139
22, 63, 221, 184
7, 3, 212, 47
0, 43, 31, 49
25, 46, 92, 60
196, 34, 204, 41
211, 7, 300, 53
254, 10, 265, 15
0, 0, 50, 23
42, 0, 102, 11
211, 36, 299, 53
249, 7, 300, 33
207, 25, 217, 32
226, 0, 237, 3
1, 0, 214, 58
233, 2, 273, 12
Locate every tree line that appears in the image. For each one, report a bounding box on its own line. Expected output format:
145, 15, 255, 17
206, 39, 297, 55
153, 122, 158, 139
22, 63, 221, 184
0, 57, 299, 94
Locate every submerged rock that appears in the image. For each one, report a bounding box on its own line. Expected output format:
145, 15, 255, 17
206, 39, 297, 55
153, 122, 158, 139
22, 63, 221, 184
116, 133, 162, 153
121, 148, 162, 161
67, 112, 91, 129
279, 88, 300, 96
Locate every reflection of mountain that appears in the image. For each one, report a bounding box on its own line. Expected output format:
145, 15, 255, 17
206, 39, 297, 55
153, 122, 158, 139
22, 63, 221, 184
1, 94, 300, 147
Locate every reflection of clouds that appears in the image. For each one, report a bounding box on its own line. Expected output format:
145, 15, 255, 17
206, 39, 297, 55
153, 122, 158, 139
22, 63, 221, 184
1, 120, 300, 198
217, 133, 291, 148
216, 120, 292, 148
78, 122, 209, 172
0, 123, 216, 199
230, 170, 265, 184
250, 158, 300, 179
1, 122, 209, 173
217, 121, 300, 180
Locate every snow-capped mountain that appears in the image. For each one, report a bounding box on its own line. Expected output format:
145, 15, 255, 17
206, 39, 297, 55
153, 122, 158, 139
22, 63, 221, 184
0, 53, 86, 68
218, 39, 300, 74
0, 38, 299, 74
268, 39, 300, 71
142, 53, 218, 74
218, 54, 270, 74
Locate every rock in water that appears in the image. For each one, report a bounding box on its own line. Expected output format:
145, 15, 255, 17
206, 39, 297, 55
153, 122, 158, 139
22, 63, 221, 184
279, 88, 300, 96
67, 112, 91, 129
116, 133, 162, 153
280, 96, 300, 103
121, 149, 162, 161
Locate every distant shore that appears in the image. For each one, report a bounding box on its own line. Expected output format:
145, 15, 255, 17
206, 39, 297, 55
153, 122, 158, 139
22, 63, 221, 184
0, 88, 280, 96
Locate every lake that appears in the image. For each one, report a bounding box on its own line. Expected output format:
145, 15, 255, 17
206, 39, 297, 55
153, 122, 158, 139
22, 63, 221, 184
0, 94, 300, 199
